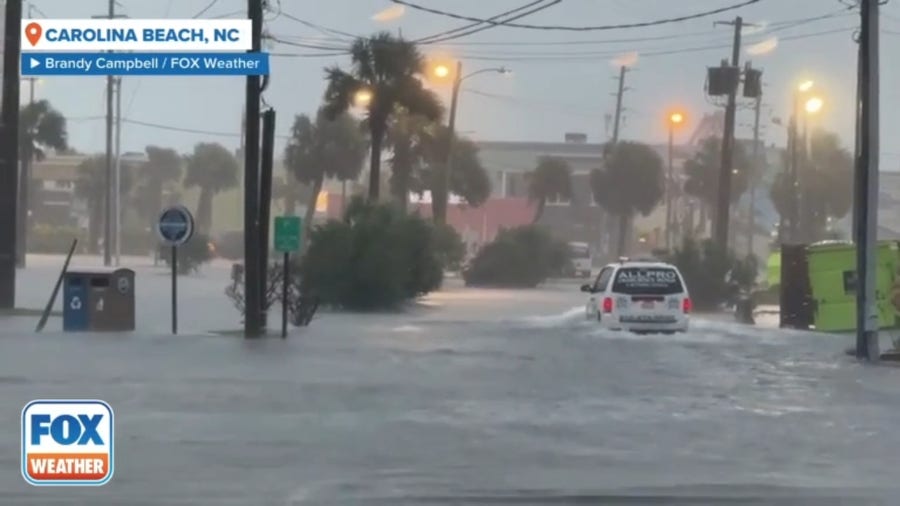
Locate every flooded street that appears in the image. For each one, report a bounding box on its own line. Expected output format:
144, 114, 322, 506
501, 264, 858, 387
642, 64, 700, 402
2, 260, 900, 504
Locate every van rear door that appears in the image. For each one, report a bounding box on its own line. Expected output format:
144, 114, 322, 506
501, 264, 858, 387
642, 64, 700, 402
610, 266, 686, 320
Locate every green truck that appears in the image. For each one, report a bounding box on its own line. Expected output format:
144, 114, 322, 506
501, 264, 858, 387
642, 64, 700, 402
771, 240, 900, 332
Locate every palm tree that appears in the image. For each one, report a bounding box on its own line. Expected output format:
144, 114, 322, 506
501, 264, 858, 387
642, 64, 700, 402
133, 146, 182, 226
75, 155, 133, 254
683, 136, 750, 233
18, 100, 67, 263
272, 174, 309, 216
183, 143, 239, 234
591, 142, 664, 256
770, 129, 852, 243
284, 108, 367, 243
527, 156, 573, 223
387, 108, 432, 212
322, 32, 443, 201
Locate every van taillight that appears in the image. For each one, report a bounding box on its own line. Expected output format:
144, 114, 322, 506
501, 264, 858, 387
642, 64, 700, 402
682, 297, 692, 313
602, 297, 613, 313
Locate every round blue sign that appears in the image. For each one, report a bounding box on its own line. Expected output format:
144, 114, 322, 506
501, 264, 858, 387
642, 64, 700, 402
156, 205, 195, 246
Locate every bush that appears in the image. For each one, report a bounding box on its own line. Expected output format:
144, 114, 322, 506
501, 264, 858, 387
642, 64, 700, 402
28, 224, 87, 254
463, 225, 570, 288
298, 197, 443, 310
433, 223, 466, 271
662, 237, 758, 311
158, 233, 214, 274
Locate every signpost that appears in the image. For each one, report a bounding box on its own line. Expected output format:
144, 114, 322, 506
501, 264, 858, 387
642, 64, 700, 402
274, 216, 301, 338
156, 205, 194, 335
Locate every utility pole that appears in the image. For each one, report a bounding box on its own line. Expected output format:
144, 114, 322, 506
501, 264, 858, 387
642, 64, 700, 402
103, 0, 114, 266
607, 65, 628, 256
0, 0, 22, 309
748, 94, 761, 256
16, 76, 37, 268
712, 16, 742, 252
114, 76, 122, 266
91, 2, 126, 266
855, 0, 880, 362
611, 66, 626, 145
244, 0, 263, 338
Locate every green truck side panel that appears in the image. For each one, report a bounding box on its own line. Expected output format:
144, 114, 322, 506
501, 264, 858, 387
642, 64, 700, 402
804, 241, 898, 332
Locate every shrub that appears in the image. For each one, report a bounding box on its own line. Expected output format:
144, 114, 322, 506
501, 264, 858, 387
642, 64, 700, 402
432, 223, 466, 272
662, 237, 758, 310
158, 233, 214, 274
463, 225, 570, 288
298, 197, 443, 310
28, 224, 87, 254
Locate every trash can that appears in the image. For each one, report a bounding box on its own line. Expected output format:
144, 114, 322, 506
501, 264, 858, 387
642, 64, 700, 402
63, 268, 135, 332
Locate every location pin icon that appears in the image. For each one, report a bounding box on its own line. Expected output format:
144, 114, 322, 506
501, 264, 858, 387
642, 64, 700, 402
25, 22, 42, 46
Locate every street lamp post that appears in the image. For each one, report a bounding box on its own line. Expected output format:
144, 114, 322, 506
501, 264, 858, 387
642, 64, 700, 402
433, 62, 509, 225
789, 80, 822, 243
665, 111, 684, 250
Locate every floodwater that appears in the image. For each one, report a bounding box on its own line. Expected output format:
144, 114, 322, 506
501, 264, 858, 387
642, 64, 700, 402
2, 257, 900, 505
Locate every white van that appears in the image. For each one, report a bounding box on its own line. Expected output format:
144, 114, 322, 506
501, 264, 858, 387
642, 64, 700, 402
581, 259, 691, 333
567, 241, 592, 278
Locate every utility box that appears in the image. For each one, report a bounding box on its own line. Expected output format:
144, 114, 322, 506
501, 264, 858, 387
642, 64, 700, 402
63, 268, 136, 332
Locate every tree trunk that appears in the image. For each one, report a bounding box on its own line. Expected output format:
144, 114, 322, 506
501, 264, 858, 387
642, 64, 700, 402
303, 173, 324, 254
196, 188, 213, 234
89, 202, 102, 254
368, 126, 384, 201
16, 149, 31, 266
432, 164, 447, 225
341, 179, 347, 215
532, 199, 545, 224
617, 213, 629, 257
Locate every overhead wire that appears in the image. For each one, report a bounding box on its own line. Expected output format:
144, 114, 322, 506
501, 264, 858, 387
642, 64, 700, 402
418, 0, 563, 44
191, 0, 220, 19
389, 0, 761, 31
415, 0, 547, 42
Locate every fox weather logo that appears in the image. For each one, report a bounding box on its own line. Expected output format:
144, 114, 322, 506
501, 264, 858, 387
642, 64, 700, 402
21, 400, 114, 486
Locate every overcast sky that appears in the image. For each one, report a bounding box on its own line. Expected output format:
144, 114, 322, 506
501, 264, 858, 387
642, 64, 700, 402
21, 0, 900, 169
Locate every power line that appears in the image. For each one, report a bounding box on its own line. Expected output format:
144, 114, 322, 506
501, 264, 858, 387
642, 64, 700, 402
446, 25, 854, 61
390, 0, 761, 31
418, 0, 562, 44
122, 118, 291, 140
192, 0, 220, 19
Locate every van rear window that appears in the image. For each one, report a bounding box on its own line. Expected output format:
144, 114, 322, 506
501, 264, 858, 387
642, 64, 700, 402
612, 267, 683, 295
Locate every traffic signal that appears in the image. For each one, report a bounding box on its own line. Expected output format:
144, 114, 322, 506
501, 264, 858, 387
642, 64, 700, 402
743, 67, 763, 98
707, 65, 740, 96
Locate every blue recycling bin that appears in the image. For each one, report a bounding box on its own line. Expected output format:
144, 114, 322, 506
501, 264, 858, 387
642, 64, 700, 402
62, 268, 135, 332
63, 273, 88, 331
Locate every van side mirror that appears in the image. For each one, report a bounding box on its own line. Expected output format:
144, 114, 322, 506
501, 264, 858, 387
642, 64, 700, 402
580, 284, 592, 293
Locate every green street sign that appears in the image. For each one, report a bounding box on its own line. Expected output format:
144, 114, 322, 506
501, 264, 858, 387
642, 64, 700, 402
274, 216, 302, 252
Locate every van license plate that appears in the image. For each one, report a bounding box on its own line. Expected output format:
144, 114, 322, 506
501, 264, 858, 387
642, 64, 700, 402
641, 301, 654, 309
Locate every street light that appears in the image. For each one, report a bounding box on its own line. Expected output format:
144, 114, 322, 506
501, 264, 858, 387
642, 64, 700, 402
353, 88, 372, 107
436, 61, 510, 224
665, 110, 686, 249
787, 79, 820, 243
805, 96, 823, 114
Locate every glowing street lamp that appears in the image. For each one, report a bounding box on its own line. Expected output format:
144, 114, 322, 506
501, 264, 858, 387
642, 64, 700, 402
805, 96, 824, 114
353, 89, 372, 107
665, 109, 687, 249
433, 64, 450, 79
